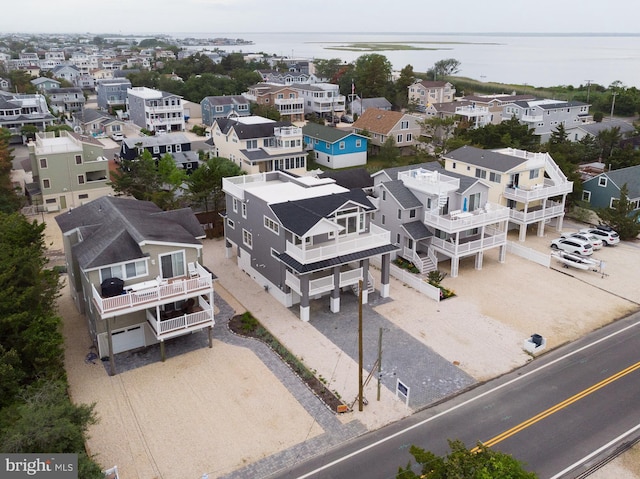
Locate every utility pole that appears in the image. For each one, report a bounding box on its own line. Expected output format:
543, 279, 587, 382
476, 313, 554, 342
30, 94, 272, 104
610, 91, 618, 120
358, 279, 364, 412
377, 327, 382, 401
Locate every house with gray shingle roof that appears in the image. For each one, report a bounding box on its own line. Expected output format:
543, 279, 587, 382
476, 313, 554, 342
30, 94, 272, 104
222, 170, 396, 321
569, 118, 636, 143
302, 123, 368, 169
501, 98, 592, 142
200, 95, 250, 126
211, 115, 307, 175
371, 161, 509, 277
71, 109, 125, 138
55, 195, 215, 372
442, 145, 573, 242
581, 165, 640, 213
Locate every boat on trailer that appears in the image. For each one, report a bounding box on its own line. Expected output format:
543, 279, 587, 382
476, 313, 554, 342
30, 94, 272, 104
552, 251, 599, 270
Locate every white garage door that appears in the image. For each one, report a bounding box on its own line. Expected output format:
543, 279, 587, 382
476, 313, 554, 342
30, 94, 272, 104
111, 325, 145, 354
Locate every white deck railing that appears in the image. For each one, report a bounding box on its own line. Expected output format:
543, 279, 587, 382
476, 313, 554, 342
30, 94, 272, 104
92, 263, 212, 315
285, 224, 391, 264
424, 204, 510, 232
146, 302, 214, 339
509, 202, 565, 223
286, 267, 364, 296
503, 181, 573, 202
431, 233, 507, 256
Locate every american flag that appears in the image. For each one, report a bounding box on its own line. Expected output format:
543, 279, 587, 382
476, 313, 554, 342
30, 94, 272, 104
351, 82, 355, 95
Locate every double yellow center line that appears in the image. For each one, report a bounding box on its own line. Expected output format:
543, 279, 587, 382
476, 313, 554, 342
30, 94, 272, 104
472, 360, 640, 452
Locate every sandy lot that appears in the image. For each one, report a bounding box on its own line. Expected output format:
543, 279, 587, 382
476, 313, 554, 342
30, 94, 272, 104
44, 211, 640, 478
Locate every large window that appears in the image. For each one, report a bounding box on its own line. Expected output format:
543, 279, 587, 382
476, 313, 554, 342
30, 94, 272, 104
39, 158, 48, 169
159, 251, 185, 279
100, 259, 148, 282
335, 207, 363, 235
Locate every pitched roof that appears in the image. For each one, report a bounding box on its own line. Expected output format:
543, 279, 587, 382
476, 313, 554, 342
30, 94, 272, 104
214, 117, 292, 140
302, 123, 353, 143
575, 119, 635, 137
444, 146, 526, 173
202, 95, 249, 106
352, 108, 404, 135
318, 169, 373, 189
402, 221, 432, 241
55, 196, 204, 270
270, 189, 375, 236
416, 80, 450, 88
382, 180, 423, 209
600, 165, 640, 198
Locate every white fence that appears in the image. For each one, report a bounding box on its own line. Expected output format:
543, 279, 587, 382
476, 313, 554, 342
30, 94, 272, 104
370, 257, 441, 302
506, 241, 551, 267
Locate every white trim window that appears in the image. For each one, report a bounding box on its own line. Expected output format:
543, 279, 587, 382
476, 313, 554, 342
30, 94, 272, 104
227, 218, 235, 229
232, 197, 238, 213
100, 259, 148, 282
241, 202, 247, 218
264, 216, 279, 234
39, 158, 48, 169
159, 251, 186, 278
598, 177, 608, 187
397, 134, 403, 143
242, 229, 253, 249
582, 191, 591, 203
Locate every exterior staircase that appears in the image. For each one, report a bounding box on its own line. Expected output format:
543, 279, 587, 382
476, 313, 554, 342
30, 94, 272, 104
351, 271, 375, 296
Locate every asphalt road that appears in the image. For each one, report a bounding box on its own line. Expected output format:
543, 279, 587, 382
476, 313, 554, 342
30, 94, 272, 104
272, 312, 640, 479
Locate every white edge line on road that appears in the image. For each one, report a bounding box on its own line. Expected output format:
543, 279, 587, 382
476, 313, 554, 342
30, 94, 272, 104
548, 423, 640, 479
295, 317, 640, 479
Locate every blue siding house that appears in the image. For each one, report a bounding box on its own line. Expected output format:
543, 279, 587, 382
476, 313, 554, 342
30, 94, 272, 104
201, 95, 250, 126
302, 123, 368, 169
582, 165, 640, 212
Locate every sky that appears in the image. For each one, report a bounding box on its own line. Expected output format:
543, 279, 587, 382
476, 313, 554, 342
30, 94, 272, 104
2, 0, 640, 35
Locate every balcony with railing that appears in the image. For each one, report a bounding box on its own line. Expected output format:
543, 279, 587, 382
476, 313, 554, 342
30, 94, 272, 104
430, 228, 507, 257
286, 266, 363, 296
503, 180, 573, 202
92, 263, 213, 318
285, 223, 391, 265
423, 203, 510, 233
509, 200, 565, 224
146, 103, 183, 113
521, 114, 543, 123
145, 296, 214, 340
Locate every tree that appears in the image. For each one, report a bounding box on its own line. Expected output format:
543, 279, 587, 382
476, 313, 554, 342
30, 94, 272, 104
353, 54, 393, 99
183, 156, 242, 213
427, 58, 461, 81
394, 64, 416, 109
376, 137, 400, 166
397, 440, 538, 479
0, 211, 102, 476
313, 58, 344, 82
595, 126, 623, 159
419, 116, 458, 156
597, 183, 640, 240
251, 103, 281, 121
0, 128, 21, 213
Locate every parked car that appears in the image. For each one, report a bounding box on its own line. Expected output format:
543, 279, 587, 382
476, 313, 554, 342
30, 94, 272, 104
551, 237, 594, 256
111, 132, 124, 141
579, 227, 620, 246
560, 232, 603, 250
341, 114, 354, 123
